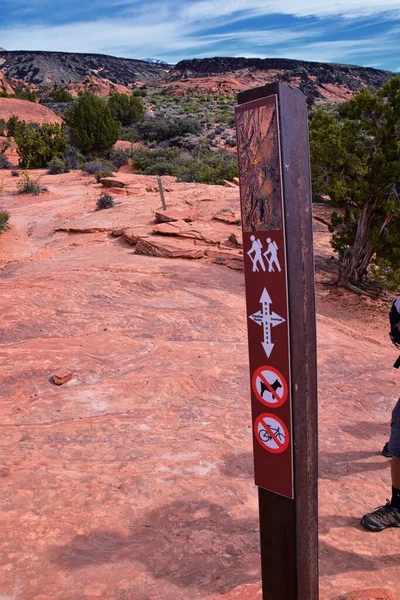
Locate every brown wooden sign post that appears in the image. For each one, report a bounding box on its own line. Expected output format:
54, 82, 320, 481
235, 83, 318, 599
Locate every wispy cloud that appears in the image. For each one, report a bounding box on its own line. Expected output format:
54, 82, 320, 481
0, 0, 399, 70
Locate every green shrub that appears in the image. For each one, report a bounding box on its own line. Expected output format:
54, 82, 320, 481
63, 145, 82, 171
108, 92, 145, 126
119, 129, 137, 142
47, 157, 68, 174
132, 147, 238, 185
65, 92, 119, 154
17, 171, 48, 195
0, 153, 11, 169
95, 170, 114, 182
14, 122, 68, 168
137, 117, 201, 143
6, 115, 19, 137
96, 193, 115, 210
83, 161, 115, 175
0, 210, 9, 232
48, 86, 74, 103
107, 148, 129, 169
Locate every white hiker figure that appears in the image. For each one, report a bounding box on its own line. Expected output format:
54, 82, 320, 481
264, 238, 281, 272
247, 235, 266, 272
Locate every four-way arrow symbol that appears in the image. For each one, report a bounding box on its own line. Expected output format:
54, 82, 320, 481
249, 288, 285, 358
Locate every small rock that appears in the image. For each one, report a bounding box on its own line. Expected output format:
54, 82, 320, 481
233, 177, 240, 186
110, 229, 123, 237
223, 179, 238, 188
334, 590, 398, 600
228, 232, 243, 248
52, 369, 72, 386
213, 210, 241, 225
121, 229, 140, 245
154, 211, 194, 224
100, 178, 125, 188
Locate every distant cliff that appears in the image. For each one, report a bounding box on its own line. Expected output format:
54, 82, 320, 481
0, 51, 169, 86
167, 57, 393, 98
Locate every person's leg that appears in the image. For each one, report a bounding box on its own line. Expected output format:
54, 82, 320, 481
361, 400, 400, 531
391, 457, 400, 510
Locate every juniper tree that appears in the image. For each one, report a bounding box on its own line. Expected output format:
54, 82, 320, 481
309, 77, 400, 290
108, 92, 145, 126
65, 93, 119, 154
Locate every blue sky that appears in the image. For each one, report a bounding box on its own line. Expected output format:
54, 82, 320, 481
1, 0, 399, 71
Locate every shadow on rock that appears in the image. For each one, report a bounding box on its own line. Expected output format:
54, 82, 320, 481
319, 539, 399, 578
219, 451, 254, 480
319, 514, 361, 536
340, 421, 391, 440
319, 450, 389, 480
52, 499, 260, 595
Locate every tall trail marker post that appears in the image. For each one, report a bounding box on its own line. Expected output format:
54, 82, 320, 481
235, 83, 318, 599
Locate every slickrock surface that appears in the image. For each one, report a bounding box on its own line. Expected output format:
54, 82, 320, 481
0, 97, 62, 125
0, 169, 399, 599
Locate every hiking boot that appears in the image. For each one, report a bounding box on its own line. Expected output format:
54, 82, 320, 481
361, 501, 400, 531
382, 442, 393, 458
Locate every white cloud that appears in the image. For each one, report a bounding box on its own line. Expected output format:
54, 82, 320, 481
181, 0, 400, 20
0, 0, 399, 68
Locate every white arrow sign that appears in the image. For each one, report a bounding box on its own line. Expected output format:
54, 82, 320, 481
249, 287, 285, 358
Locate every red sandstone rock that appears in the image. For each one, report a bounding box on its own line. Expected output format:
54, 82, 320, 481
134, 238, 204, 259
223, 179, 238, 188
213, 209, 241, 225
0, 171, 398, 599
99, 177, 125, 188
153, 220, 221, 245
227, 232, 243, 248
0, 466, 10, 477
154, 210, 194, 223
0, 97, 62, 125
52, 369, 72, 386
121, 228, 140, 245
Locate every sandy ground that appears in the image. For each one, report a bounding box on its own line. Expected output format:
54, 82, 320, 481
0, 169, 399, 600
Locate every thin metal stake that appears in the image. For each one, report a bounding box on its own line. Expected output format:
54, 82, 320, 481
157, 175, 167, 211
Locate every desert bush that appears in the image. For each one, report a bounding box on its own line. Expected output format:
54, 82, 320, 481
0, 209, 9, 232
96, 193, 115, 210
0, 154, 11, 169
94, 170, 114, 182
107, 148, 129, 169
118, 129, 137, 142
132, 147, 238, 185
108, 92, 145, 126
225, 138, 237, 148
83, 161, 115, 175
63, 145, 82, 171
11, 170, 19, 177
0, 119, 6, 136
137, 117, 202, 143
47, 157, 68, 174
6, 115, 20, 137
17, 171, 47, 195
65, 92, 119, 154
48, 86, 74, 103
14, 122, 68, 168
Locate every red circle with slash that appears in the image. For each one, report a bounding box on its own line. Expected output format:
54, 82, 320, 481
254, 413, 290, 454
252, 366, 288, 408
